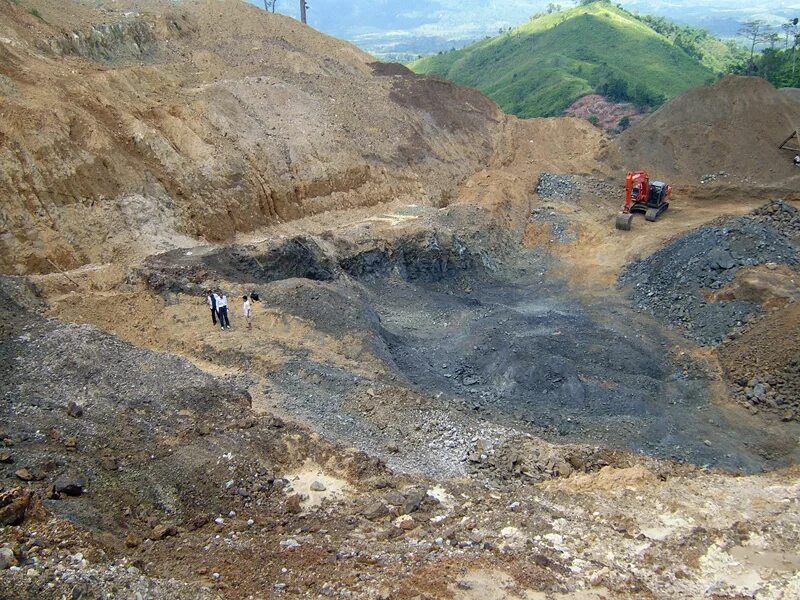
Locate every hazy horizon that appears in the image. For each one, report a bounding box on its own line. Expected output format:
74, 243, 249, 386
247, 0, 799, 60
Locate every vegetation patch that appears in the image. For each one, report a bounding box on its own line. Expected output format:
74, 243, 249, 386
409, 1, 734, 118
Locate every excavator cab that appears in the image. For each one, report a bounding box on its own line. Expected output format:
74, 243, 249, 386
615, 171, 671, 230
645, 181, 670, 219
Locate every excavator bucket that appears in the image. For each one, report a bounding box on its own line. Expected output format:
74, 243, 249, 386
615, 213, 633, 231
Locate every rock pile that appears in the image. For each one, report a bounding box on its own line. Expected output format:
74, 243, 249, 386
464, 436, 621, 483
535, 173, 578, 200
751, 199, 800, 240
710, 256, 800, 421
732, 370, 800, 421
535, 172, 621, 204
620, 210, 800, 345
699, 171, 730, 184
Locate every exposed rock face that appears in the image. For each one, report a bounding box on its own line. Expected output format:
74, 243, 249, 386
43, 18, 160, 63
0, 0, 502, 274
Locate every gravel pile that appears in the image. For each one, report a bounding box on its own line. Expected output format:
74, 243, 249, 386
736, 365, 800, 420
619, 212, 800, 346
535, 173, 622, 204
575, 175, 622, 198
535, 173, 578, 200
751, 199, 800, 240
531, 208, 578, 243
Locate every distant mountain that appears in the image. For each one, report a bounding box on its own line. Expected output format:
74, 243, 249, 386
248, 1, 798, 60
409, 2, 725, 118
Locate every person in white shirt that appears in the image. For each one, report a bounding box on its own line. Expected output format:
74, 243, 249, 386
215, 291, 230, 330
794, 154, 800, 166
242, 295, 252, 329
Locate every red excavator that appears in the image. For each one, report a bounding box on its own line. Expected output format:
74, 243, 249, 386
615, 171, 672, 231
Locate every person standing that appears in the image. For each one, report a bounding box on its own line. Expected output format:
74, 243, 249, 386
206, 290, 217, 326
216, 291, 231, 330
242, 295, 252, 329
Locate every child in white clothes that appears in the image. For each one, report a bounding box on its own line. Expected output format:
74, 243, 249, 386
242, 295, 252, 329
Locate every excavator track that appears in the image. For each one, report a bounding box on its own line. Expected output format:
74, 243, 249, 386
645, 202, 669, 222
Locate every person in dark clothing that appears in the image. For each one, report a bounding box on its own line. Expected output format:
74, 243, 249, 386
215, 291, 231, 330
207, 290, 217, 326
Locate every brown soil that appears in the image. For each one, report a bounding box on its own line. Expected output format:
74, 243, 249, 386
718, 301, 800, 410
780, 87, 800, 105
708, 264, 800, 309
3, 2, 800, 599
607, 76, 800, 187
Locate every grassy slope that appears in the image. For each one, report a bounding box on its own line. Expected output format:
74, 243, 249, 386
409, 2, 715, 117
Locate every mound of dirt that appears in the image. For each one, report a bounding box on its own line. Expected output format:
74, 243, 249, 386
780, 87, 800, 105
609, 76, 800, 186
720, 301, 800, 420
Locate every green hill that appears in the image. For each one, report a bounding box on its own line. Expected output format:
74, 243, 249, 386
409, 2, 721, 118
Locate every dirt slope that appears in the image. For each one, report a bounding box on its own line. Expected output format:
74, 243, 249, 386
0, 0, 501, 274
607, 76, 800, 187
781, 87, 800, 105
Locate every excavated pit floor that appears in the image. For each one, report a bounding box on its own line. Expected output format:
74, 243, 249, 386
267, 250, 800, 475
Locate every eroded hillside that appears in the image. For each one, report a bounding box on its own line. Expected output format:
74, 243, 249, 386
0, 0, 501, 274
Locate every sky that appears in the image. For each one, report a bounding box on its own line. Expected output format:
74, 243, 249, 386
247, 1, 800, 58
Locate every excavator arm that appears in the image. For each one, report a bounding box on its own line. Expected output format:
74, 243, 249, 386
621, 171, 649, 215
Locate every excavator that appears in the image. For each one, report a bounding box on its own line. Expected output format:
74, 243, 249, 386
615, 171, 672, 231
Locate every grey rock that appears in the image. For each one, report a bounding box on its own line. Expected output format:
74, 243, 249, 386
54, 474, 85, 496
398, 490, 426, 515
0, 547, 17, 570
361, 502, 389, 520
385, 491, 405, 506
